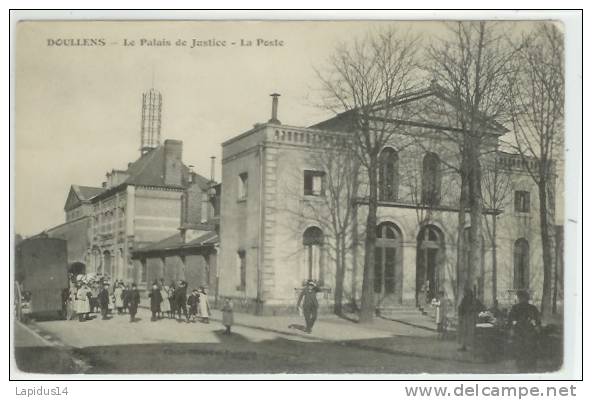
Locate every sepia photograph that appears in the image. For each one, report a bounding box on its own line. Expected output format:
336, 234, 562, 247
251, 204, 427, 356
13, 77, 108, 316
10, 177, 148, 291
10, 13, 580, 378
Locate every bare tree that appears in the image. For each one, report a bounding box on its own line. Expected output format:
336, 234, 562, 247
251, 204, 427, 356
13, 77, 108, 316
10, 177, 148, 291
482, 155, 512, 303
316, 28, 421, 322
425, 21, 519, 300
276, 137, 360, 316
302, 144, 360, 315
509, 22, 564, 318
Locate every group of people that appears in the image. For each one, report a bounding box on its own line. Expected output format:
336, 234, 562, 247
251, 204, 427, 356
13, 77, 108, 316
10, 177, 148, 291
147, 279, 213, 324
64, 275, 142, 322
429, 287, 542, 372
63, 275, 235, 332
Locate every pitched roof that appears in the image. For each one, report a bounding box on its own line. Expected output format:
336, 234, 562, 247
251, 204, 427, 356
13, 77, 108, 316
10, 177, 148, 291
65, 185, 105, 211
132, 230, 218, 255
123, 146, 187, 188
310, 82, 509, 135
90, 143, 212, 201
75, 185, 104, 200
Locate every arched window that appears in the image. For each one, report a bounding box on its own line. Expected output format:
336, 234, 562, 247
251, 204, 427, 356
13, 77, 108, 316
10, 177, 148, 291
416, 225, 444, 304
514, 239, 530, 289
379, 148, 399, 201
375, 222, 402, 296
303, 227, 324, 284
422, 152, 441, 205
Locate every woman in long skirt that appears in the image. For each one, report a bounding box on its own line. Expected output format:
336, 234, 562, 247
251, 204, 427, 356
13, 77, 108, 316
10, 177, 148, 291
76, 284, 91, 322
198, 287, 210, 323
160, 283, 171, 318
114, 283, 124, 314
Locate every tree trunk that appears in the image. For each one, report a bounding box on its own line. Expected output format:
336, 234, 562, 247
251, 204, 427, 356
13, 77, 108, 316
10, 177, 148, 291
456, 162, 469, 307
467, 143, 483, 296
351, 202, 359, 311
333, 235, 344, 315
538, 179, 554, 319
359, 158, 378, 323
491, 214, 498, 304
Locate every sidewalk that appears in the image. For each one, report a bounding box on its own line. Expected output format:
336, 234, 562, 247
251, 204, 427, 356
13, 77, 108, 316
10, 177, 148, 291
29, 306, 510, 367
206, 309, 499, 365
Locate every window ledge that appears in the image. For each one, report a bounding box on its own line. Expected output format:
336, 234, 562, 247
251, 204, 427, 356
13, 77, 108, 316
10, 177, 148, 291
303, 194, 325, 201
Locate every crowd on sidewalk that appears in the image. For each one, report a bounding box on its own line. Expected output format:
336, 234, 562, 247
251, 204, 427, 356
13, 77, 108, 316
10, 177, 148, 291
62, 274, 235, 334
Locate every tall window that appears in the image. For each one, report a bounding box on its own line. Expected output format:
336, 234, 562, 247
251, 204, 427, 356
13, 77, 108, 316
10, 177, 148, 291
514, 191, 530, 213
304, 170, 325, 196
303, 226, 324, 284
237, 250, 246, 291
422, 152, 441, 205
513, 238, 530, 289
379, 148, 399, 201
375, 222, 401, 295
238, 172, 248, 200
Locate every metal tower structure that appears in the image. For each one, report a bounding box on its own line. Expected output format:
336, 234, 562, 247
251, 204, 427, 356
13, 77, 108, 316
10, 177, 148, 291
140, 88, 162, 155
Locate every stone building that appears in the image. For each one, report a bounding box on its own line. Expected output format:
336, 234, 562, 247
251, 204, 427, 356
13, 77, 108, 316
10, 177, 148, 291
217, 87, 560, 314
46, 185, 103, 274
44, 89, 213, 288
131, 182, 220, 296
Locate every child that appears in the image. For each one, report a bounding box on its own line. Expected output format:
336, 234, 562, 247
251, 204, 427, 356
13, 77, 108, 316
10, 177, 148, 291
187, 289, 200, 322
431, 290, 449, 339
222, 297, 234, 334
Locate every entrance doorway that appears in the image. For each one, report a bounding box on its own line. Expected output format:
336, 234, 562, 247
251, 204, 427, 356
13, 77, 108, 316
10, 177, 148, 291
374, 222, 403, 303
416, 225, 444, 306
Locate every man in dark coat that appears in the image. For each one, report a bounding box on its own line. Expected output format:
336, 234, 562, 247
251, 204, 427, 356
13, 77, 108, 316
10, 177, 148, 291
507, 290, 541, 372
458, 287, 484, 352
187, 289, 199, 322
174, 281, 189, 322
97, 283, 110, 320
297, 280, 321, 333
148, 282, 162, 321
128, 283, 141, 322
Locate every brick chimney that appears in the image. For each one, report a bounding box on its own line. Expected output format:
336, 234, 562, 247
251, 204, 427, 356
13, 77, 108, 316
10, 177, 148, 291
164, 139, 183, 186
268, 93, 281, 124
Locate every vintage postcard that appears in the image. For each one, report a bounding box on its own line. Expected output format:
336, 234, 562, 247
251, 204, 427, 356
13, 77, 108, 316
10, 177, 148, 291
11, 15, 580, 378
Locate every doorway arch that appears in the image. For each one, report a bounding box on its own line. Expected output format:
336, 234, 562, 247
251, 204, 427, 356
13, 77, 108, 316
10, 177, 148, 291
416, 224, 445, 305
68, 262, 86, 276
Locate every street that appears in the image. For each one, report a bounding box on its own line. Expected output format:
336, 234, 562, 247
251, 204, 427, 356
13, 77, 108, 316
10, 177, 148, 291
13, 307, 521, 375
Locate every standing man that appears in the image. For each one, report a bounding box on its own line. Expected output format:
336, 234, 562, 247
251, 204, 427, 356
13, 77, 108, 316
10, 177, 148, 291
128, 283, 141, 322
297, 280, 320, 334
507, 290, 541, 372
148, 281, 162, 322
98, 283, 110, 320
175, 280, 189, 322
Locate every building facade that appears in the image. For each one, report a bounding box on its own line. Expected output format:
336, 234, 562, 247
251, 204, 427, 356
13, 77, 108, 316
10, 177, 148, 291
217, 87, 559, 314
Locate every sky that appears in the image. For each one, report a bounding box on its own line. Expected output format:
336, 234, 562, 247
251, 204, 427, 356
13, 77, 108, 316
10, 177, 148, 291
14, 20, 549, 236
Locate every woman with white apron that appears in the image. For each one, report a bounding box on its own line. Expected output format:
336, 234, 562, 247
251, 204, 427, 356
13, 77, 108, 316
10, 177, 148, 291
76, 284, 91, 322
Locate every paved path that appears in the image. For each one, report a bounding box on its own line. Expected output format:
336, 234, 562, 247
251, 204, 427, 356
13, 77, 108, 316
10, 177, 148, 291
12, 307, 523, 375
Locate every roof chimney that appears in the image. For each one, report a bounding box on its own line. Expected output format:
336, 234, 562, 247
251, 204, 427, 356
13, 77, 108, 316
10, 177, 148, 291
268, 93, 281, 124
210, 156, 216, 182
